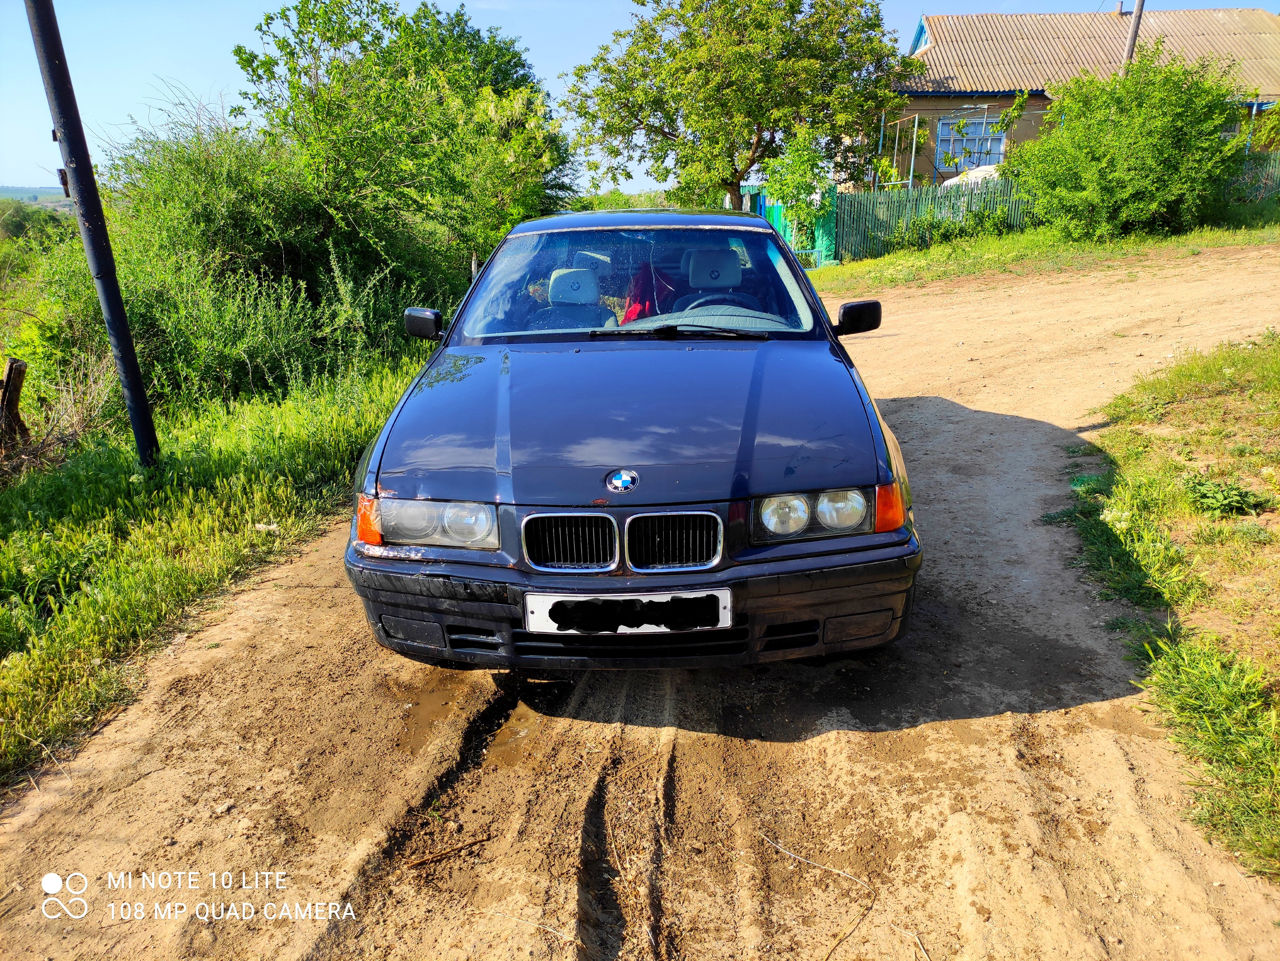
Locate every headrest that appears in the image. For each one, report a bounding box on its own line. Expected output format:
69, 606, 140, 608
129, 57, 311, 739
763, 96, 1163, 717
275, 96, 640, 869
548, 268, 600, 306
688, 248, 741, 288
679, 248, 728, 274
572, 250, 610, 273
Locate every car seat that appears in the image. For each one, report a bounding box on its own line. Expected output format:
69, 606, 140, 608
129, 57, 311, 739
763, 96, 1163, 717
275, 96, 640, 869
671, 249, 761, 313
527, 268, 616, 330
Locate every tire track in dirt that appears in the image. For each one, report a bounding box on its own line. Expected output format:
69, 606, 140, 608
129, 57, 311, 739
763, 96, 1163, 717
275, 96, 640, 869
308, 675, 638, 960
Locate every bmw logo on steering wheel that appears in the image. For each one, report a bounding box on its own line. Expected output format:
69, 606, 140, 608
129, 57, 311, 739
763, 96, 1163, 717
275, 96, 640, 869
605, 469, 639, 493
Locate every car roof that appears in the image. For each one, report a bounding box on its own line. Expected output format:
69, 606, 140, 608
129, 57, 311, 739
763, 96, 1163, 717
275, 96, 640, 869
507, 208, 773, 235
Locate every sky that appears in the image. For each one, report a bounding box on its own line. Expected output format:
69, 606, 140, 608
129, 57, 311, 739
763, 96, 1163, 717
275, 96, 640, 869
2, 0, 1274, 189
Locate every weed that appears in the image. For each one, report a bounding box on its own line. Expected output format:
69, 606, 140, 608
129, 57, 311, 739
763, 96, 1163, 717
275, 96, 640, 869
1065, 442, 1101, 457
1041, 506, 1077, 526
1185, 475, 1270, 518
1141, 630, 1280, 878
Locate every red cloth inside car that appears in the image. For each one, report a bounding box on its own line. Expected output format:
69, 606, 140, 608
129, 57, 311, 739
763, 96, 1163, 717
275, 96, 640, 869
622, 266, 677, 324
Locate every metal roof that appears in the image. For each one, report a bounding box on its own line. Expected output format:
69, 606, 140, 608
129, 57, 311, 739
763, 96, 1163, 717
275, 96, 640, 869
904, 8, 1280, 100
508, 209, 771, 235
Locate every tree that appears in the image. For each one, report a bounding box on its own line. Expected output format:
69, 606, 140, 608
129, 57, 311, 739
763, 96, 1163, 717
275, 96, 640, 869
1006, 43, 1251, 240
563, 0, 921, 208
759, 125, 830, 246
233, 0, 570, 267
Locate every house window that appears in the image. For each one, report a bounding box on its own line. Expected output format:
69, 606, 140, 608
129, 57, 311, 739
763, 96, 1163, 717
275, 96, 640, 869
936, 117, 1005, 171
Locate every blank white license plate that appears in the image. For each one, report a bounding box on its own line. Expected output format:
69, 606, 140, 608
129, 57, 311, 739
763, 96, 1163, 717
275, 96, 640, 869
524, 589, 732, 635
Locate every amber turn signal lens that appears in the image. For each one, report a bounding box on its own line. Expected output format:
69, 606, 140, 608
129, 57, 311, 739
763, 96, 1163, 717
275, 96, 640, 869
356, 494, 382, 545
874, 481, 905, 532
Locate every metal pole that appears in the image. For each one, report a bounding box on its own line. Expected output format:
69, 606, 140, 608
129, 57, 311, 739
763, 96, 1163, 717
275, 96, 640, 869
1123, 0, 1145, 68
908, 113, 919, 188
24, 0, 159, 467
873, 112, 886, 192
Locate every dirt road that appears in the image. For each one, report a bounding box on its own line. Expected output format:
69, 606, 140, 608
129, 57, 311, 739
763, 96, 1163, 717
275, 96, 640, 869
3, 244, 1279, 960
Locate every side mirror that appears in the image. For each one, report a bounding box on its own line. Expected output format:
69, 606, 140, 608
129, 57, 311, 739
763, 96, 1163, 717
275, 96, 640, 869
404, 307, 443, 341
835, 300, 881, 336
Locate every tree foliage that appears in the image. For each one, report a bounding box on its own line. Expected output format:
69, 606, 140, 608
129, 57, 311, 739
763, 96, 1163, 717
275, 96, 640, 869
564, 0, 920, 207
234, 0, 571, 261
12, 2, 575, 410
1252, 105, 1280, 153
0, 200, 64, 244
1006, 43, 1251, 240
759, 125, 831, 244
14, 111, 418, 407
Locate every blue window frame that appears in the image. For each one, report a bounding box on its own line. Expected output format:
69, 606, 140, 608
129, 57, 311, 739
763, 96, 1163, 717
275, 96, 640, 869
936, 118, 1005, 171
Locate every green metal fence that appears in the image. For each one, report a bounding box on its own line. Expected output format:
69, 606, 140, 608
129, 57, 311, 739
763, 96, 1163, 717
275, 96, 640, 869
756, 188, 838, 266
832, 178, 1032, 262
755, 152, 1277, 266
1234, 152, 1280, 203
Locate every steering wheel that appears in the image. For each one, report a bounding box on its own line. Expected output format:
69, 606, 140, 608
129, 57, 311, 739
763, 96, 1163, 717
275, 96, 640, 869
682, 292, 758, 312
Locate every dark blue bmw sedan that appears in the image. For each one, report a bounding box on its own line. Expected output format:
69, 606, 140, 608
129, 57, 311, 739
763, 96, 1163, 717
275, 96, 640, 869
344, 209, 921, 669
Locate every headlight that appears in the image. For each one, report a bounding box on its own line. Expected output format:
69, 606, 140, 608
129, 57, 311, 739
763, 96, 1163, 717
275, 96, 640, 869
364, 497, 499, 550
759, 494, 810, 536
753, 488, 877, 543
380, 498, 442, 541
816, 489, 868, 531
441, 501, 497, 546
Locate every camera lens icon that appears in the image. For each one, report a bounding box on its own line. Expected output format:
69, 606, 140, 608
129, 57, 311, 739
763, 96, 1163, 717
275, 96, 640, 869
40, 872, 88, 919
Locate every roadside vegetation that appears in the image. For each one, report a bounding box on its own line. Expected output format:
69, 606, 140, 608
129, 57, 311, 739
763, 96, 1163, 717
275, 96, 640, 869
808, 196, 1280, 294
1046, 331, 1280, 878
0, 361, 419, 773
1008, 43, 1251, 240
0, 0, 568, 780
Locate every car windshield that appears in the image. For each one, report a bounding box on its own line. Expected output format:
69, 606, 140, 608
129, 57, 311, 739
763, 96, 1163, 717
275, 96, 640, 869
457, 226, 819, 339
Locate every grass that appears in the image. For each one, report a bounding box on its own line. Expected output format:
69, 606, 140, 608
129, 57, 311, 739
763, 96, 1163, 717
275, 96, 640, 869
0, 358, 421, 779
808, 196, 1280, 295
1047, 328, 1280, 878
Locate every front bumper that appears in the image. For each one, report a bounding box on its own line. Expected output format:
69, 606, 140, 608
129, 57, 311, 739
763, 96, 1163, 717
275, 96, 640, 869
344, 537, 922, 669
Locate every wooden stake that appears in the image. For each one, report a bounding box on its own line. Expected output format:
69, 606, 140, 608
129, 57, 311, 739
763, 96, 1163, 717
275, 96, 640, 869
0, 357, 29, 449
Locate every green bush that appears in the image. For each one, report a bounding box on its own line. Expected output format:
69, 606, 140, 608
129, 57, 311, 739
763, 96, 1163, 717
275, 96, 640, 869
573, 188, 674, 210
8, 119, 445, 410
0, 199, 64, 243
1007, 43, 1250, 240
887, 203, 1017, 253
1251, 105, 1280, 152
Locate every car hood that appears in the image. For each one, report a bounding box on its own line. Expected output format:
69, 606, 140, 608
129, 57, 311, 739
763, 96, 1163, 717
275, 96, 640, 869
376, 340, 879, 506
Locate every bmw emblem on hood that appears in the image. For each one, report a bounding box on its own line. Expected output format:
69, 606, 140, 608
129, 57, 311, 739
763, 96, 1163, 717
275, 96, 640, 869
605, 469, 639, 493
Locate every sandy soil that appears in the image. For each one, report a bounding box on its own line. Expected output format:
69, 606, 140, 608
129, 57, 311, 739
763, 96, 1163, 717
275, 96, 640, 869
2, 243, 1279, 960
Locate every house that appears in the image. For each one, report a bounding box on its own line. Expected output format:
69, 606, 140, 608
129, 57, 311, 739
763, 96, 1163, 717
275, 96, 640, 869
896, 6, 1280, 184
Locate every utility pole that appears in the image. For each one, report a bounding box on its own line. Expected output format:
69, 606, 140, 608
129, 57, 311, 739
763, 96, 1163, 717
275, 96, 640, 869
1122, 0, 1146, 70
24, 0, 160, 467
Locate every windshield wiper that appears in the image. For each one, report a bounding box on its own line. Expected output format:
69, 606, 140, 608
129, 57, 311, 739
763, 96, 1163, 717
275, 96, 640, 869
590, 323, 768, 340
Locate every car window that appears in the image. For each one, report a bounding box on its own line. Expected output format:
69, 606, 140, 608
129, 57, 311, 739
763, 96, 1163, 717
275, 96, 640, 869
458, 227, 818, 339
